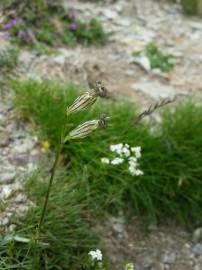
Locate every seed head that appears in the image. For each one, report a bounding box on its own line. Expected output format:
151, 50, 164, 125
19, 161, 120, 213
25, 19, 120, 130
64, 114, 108, 141
67, 91, 97, 115
67, 82, 107, 115
68, 120, 99, 140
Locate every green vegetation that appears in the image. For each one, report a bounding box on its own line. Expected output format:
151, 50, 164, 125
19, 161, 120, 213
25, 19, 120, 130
181, 0, 197, 15
0, 171, 100, 269
10, 79, 202, 224
145, 42, 174, 72
3, 78, 201, 268
1, 1, 110, 51
0, 46, 18, 70
169, 0, 199, 15
133, 42, 174, 72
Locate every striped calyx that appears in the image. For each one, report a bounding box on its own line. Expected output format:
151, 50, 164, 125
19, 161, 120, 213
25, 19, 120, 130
67, 91, 97, 115
64, 114, 108, 141
67, 120, 99, 140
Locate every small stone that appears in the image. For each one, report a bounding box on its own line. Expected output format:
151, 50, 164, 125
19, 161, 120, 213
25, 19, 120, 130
155, 263, 165, 270
164, 264, 170, 270
192, 244, 202, 256
0, 216, 9, 226
102, 9, 118, 19
9, 154, 29, 167
19, 50, 35, 65
27, 163, 37, 171
132, 80, 184, 100
0, 172, 15, 184
15, 193, 27, 204
113, 222, 124, 234
194, 265, 201, 270
53, 54, 66, 65
12, 138, 34, 154
8, 224, 16, 232
0, 132, 10, 147
133, 55, 151, 71
117, 18, 131, 27
193, 228, 202, 243
0, 184, 13, 199
148, 224, 158, 231
125, 69, 135, 76
16, 205, 29, 216
143, 256, 154, 268
161, 252, 176, 264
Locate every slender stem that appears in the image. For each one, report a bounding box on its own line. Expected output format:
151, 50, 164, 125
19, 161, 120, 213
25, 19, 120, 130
37, 142, 63, 234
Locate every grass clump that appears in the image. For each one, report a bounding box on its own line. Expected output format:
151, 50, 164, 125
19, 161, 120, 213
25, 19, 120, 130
0, 171, 100, 269
10, 78, 202, 226
133, 42, 174, 72
0, 46, 18, 70
145, 42, 174, 72
181, 0, 197, 15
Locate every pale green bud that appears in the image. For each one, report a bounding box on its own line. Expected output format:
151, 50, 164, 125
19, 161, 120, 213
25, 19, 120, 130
125, 263, 134, 270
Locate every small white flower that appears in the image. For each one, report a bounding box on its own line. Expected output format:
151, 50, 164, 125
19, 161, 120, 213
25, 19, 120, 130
128, 166, 144, 176
129, 156, 137, 163
101, 157, 110, 164
110, 143, 123, 154
128, 165, 136, 176
135, 169, 144, 176
111, 157, 124, 165
122, 146, 130, 157
131, 146, 141, 158
88, 249, 102, 261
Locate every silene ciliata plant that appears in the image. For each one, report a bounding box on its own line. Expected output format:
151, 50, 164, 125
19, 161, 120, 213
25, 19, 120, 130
37, 81, 108, 237
36, 80, 174, 236
33, 78, 175, 268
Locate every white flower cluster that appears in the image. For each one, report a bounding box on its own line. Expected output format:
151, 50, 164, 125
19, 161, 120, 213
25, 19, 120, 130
101, 143, 143, 176
88, 249, 102, 261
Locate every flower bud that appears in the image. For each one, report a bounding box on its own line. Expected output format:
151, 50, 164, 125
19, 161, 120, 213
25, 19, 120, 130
67, 91, 97, 115
68, 119, 99, 139
66, 81, 107, 115
64, 114, 108, 141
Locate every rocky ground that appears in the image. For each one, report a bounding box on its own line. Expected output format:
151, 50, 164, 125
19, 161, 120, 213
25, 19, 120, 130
19, 0, 202, 107
0, 88, 47, 234
98, 217, 202, 270
1, 0, 202, 269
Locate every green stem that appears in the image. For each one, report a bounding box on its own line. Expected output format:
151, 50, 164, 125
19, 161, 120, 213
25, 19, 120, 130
37, 142, 63, 234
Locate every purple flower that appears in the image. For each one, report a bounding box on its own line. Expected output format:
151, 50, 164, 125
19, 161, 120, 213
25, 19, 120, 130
18, 30, 25, 40
3, 18, 17, 30
2, 32, 10, 40
69, 22, 77, 31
